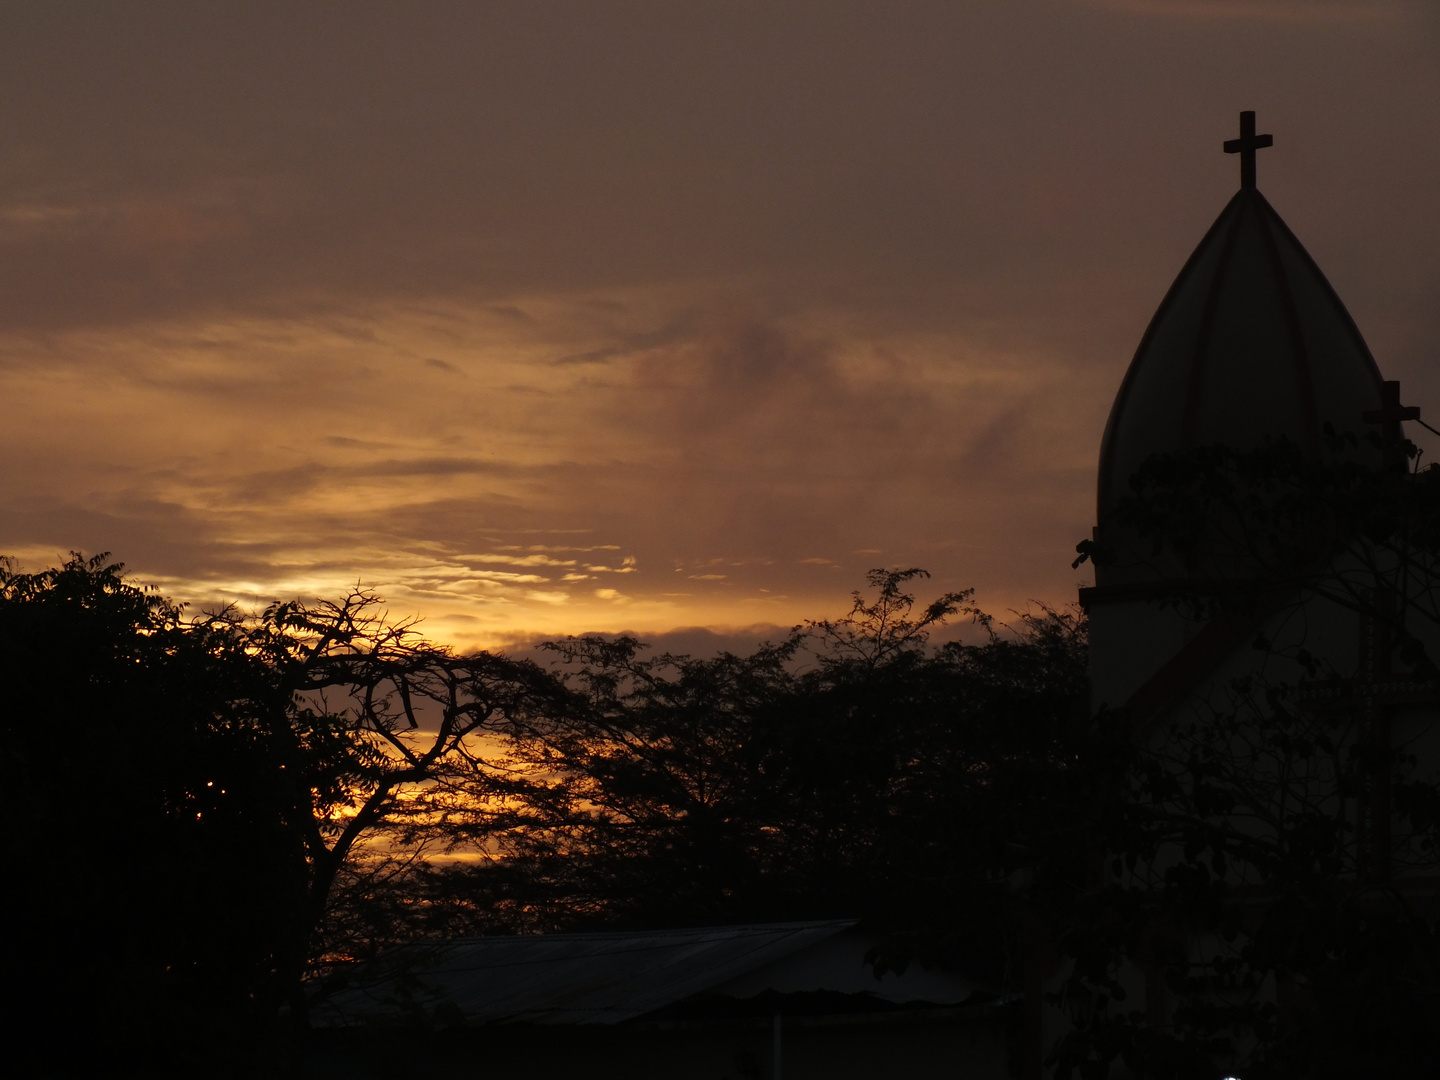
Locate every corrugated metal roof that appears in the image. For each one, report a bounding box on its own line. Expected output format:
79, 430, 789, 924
314, 920, 858, 1027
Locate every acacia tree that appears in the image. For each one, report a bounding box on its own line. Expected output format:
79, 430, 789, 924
245, 591, 564, 1007
2, 554, 313, 1074
450, 630, 811, 929
0, 554, 562, 1074
0, 554, 1119, 1072
423, 567, 1099, 987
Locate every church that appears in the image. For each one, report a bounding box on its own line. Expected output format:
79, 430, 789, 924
1054, 111, 1440, 1078
1086, 109, 1403, 718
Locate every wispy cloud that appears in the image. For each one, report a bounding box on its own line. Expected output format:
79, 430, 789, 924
0, 286, 1101, 645
1080, 0, 1404, 22
466, 553, 577, 568
2, 3, 1433, 649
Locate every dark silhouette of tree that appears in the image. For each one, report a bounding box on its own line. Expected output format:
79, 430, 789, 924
3, 554, 310, 1075
244, 591, 562, 1003
422, 568, 1098, 999
0, 554, 559, 1076
25, 552, 1341, 1078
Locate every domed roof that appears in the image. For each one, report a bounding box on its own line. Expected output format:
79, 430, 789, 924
1097, 186, 1386, 528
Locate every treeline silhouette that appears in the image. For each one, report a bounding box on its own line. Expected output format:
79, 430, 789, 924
3, 557, 1100, 1076
7, 501, 1440, 1077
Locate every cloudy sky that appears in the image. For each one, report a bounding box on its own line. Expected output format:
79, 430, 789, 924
1, 0, 1436, 648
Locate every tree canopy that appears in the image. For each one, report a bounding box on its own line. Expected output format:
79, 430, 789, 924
1, 554, 557, 1075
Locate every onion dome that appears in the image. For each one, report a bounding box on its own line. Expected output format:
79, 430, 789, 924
1095, 113, 1387, 585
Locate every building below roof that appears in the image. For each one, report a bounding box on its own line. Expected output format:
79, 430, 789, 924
307, 921, 1014, 1080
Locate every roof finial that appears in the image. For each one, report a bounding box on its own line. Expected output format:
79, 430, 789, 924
1223, 110, 1273, 190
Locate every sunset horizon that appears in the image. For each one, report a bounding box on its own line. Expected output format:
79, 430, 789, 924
3, 1, 1435, 651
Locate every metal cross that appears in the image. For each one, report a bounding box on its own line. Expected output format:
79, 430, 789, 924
1363, 380, 1421, 429
1364, 381, 1420, 471
1223, 110, 1273, 190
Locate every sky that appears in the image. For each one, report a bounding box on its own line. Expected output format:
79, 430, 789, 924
1, 0, 1437, 650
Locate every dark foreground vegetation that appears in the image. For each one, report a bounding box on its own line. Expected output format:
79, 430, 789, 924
6, 450, 1440, 1080
2, 556, 1099, 1077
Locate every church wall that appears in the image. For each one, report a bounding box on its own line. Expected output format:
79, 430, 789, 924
1396, 706, 1440, 791
1384, 704, 1440, 886
1144, 585, 1440, 887
1085, 598, 1193, 712
1068, 111, 1435, 1077
1060, 582, 1440, 1076
1138, 591, 1374, 852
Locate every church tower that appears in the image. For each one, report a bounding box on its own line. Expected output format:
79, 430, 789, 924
1082, 112, 1395, 716
1037, 116, 1440, 1080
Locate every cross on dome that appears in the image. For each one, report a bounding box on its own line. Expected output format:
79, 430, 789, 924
1363, 381, 1420, 428
1223, 110, 1273, 190
1095, 109, 1389, 583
